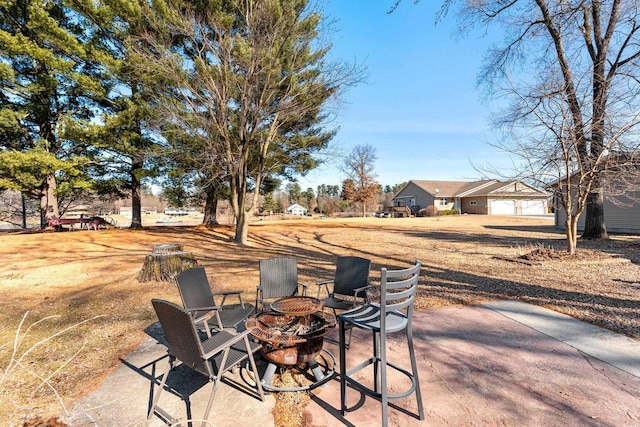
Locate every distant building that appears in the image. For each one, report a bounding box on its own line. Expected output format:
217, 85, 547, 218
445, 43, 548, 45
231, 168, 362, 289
286, 203, 308, 216
119, 207, 132, 217
393, 179, 549, 215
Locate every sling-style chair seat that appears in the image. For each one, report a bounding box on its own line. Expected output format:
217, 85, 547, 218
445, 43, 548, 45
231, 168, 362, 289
316, 256, 372, 347
256, 257, 307, 311
338, 260, 424, 427
149, 299, 264, 427
176, 266, 254, 336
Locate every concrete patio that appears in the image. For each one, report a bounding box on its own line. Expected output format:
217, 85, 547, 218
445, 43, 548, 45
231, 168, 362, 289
63, 300, 640, 426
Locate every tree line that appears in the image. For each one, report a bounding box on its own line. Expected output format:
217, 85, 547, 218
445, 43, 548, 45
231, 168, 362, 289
261, 178, 404, 216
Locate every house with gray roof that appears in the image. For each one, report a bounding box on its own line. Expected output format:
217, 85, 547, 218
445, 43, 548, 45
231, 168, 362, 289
392, 180, 549, 215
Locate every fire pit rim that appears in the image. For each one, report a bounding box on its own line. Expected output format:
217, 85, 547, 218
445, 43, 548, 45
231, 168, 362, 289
269, 295, 324, 316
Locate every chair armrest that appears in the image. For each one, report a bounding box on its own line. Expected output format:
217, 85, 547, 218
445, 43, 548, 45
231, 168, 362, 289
353, 284, 373, 294
185, 306, 221, 313
315, 280, 333, 298
213, 290, 247, 308
298, 282, 308, 296
201, 329, 253, 358
353, 285, 374, 302
212, 290, 243, 296
184, 306, 219, 321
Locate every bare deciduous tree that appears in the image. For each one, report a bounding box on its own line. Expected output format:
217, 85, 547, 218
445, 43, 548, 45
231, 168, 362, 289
427, 0, 640, 252
134, 0, 362, 245
340, 144, 380, 217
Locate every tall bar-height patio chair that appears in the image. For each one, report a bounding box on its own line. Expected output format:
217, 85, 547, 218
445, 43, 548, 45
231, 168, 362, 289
176, 266, 254, 336
256, 257, 307, 311
338, 260, 424, 426
315, 256, 372, 347
149, 299, 264, 427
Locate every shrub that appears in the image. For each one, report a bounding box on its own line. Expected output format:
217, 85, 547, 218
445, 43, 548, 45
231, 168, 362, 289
419, 205, 440, 217
440, 209, 459, 216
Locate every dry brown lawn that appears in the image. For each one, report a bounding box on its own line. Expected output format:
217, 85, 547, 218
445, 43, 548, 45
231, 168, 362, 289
1, 214, 639, 422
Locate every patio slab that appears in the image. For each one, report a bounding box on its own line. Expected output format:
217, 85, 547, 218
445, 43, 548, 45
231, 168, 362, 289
63, 300, 640, 426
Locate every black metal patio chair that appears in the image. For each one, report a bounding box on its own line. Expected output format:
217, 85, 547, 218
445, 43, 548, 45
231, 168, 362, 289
256, 257, 307, 311
149, 299, 264, 427
316, 255, 372, 313
316, 256, 372, 347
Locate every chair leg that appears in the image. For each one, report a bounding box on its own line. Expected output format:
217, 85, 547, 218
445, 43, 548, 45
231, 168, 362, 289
346, 323, 354, 349
331, 307, 355, 349
148, 358, 172, 422
244, 335, 265, 401
201, 379, 219, 427
380, 331, 388, 427
339, 317, 348, 416
373, 331, 380, 393
407, 323, 424, 420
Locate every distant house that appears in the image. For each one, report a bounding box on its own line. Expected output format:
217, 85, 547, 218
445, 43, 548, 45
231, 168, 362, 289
552, 176, 640, 233
393, 180, 549, 215
286, 203, 308, 216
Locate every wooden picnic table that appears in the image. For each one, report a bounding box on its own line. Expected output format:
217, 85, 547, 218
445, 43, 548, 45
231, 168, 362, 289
48, 217, 101, 231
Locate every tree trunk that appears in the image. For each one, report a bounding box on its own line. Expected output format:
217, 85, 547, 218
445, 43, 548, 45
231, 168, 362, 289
582, 30, 610, 241
130, 160, 143, 229
565, 217, 577, 254
21, 194, 27, 229
234, 208, 249, 245
229, 160, 254, 246
582, 190, 608, 240
40, 174, 59, 228
202, 191, 219, 227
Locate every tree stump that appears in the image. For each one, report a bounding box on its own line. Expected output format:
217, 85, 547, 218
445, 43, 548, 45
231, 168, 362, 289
138, 243, 198, 282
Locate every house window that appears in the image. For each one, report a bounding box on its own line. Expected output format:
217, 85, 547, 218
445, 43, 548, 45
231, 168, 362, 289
470, 201, 477, 206
439, 198, 447, 205
410, 199, 415, 207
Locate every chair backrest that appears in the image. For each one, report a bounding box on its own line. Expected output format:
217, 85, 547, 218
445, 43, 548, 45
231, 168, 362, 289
151, 299, 212, 378
176, 267, 215, 310
380, 260, 421, 316
259, 257, 299, 301
333, 256, 371, 296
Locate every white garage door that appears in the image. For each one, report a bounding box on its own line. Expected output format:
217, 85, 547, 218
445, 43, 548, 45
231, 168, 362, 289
522, 200, 546, 215
490, 199, 515, 215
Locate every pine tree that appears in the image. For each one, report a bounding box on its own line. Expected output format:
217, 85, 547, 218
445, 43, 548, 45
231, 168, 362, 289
67, 0, 161, 229
131, 0, 361, 244
0, 0, 107, 227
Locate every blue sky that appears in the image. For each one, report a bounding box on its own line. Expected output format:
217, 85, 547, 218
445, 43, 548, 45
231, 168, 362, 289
294, 0, 512, 191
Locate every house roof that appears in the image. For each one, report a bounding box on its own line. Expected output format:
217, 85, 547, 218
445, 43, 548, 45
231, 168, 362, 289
286, 203, 307, 211
461, 181, 549, 197
398, 179, 548, 198
409, 180, 496, 197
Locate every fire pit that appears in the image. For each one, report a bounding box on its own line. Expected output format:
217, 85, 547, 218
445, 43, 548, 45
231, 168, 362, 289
246, 296, 336, 391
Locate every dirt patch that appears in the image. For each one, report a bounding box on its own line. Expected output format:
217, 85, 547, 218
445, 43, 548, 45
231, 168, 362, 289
518, 246, 619, 262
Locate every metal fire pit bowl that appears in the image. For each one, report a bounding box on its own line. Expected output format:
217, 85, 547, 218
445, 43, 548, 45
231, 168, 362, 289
246, 310, 335, 365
